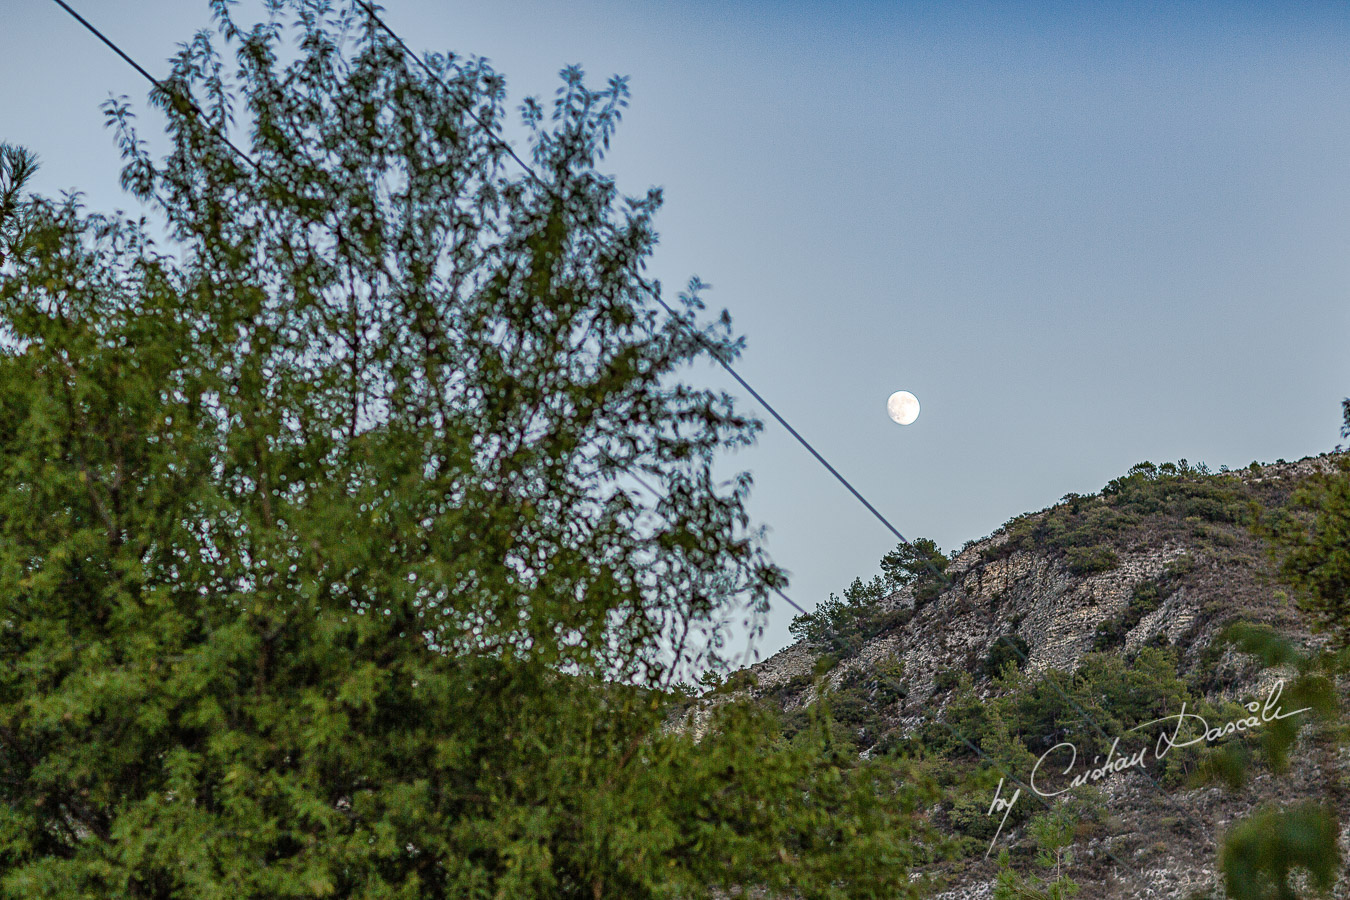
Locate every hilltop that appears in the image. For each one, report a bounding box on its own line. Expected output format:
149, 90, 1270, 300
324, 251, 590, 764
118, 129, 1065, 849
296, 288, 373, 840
700, 452, 1350, 900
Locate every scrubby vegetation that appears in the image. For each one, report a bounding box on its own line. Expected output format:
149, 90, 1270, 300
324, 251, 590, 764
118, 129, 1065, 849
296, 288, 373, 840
788, 574, 913, 653
983, 633, 1030, 678
769, 449, 1349, 896
983, 460, 1257, 573
927, 647, 1209, 774
1064, 543, 1120, 575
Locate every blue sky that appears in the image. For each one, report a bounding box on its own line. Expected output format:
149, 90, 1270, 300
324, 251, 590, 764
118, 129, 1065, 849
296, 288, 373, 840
4, 0, 1349, 659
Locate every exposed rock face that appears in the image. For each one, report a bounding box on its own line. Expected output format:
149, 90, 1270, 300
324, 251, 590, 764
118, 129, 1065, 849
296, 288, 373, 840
704, 453, 1350, 899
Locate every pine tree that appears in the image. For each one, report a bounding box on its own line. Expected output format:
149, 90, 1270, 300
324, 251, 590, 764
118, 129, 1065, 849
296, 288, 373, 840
880, 537, 949, 605
1270, 439, 1350, 651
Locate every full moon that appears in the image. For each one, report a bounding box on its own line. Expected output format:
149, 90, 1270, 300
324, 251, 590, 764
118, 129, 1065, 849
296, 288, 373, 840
887, 390, 920, 426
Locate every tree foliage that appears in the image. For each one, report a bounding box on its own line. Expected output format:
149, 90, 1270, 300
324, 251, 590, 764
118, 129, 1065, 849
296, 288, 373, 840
0, 3, 936, 896
992, 804, 1080, 900
1268, 455, 1350, 651
787, 538, 947, 653
788, 574, 909, 653
0, 144, 38, 267
1220, 803, 1341, 900
880, 537, 949, 604
982, 633, 1029, 679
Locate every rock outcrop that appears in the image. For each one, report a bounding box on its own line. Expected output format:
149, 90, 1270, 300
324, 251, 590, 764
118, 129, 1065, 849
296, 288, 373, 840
703, 453, 1350, 899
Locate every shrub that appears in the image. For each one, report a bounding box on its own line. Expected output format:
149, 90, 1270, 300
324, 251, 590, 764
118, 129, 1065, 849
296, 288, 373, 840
983, 633, 1030, 679
824, 662, 908, 750
1065, 544, 1119, 575
1093, 580, 1163, 650
934, 668, 963, 693
1092, 558, 1193, 651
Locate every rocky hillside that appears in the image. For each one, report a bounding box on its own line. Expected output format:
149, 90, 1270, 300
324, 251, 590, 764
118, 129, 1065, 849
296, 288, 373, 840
710, 453, 1350, 900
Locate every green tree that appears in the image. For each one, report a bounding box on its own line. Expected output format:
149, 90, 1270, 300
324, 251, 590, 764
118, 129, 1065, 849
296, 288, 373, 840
1268, 450, 1350, 650
880, 537, 949, 601
992, 804, 1080, 900
788, 574, 901, 653
0, 3, 935, 896
982, 633, 1029, 679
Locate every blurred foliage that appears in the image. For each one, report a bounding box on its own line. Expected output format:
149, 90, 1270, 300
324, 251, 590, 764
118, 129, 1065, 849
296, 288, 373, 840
1264, 452, 1350, 650
1205, 621, 1345, 900
1213, 624, 1342, 775
0, 144, 38, 267
1212, 410, 1350, 900
1220, 803, 1341, 900
0, 2, 942, 896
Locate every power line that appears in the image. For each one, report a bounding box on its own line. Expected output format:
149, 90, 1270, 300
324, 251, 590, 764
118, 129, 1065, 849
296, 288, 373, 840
62, 0, 931, 590
49, 0, 166, 94
49, 0, 268, 181
350, 0, 929, 558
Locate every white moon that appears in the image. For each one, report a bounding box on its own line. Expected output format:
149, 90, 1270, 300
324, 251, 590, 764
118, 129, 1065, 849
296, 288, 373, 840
887, 390, 920, 425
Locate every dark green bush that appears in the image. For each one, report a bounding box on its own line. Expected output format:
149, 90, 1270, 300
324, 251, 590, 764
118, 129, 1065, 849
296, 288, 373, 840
824, 664, 907, 750
934, 668, 962, 693
1065, 544, 1119, 575
881, 538, 950, 606
983, 633, 1030, 679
